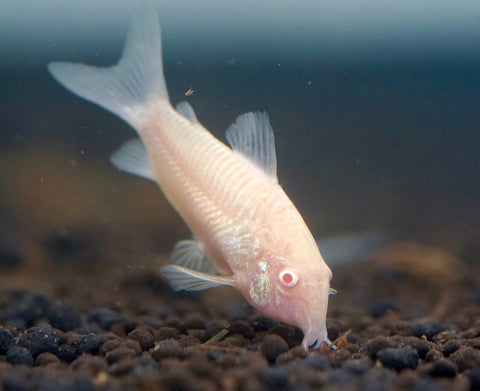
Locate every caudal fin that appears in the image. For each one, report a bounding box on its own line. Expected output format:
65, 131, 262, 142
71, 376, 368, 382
47, 0, 168, 128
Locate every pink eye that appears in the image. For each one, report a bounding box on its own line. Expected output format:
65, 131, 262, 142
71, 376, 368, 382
279, 269, 298, 288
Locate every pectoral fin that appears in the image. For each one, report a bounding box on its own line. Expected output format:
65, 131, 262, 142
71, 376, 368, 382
161, 265, 235, 291
171, 239, 219, 275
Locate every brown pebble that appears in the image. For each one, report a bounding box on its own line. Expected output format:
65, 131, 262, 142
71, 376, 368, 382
467, 338, 480, 350
216, 352, 238, 368
0, 361, 12, 374
178, 335, 201, 348
128, 328, 155, 351
163, 318, 182, 330
124, 339, 142, 355
450, 347, 480, 372
187, 356, 215, 377
71, 353, 108, 375
276, 347, 307, 365
151, 338, 184, 361
218, 335, 248, 348
397, 336, 432, 359
35, 352, 61, 366
270, 324, 300, 346
458, 327, 480, 339
163, 370, 200, 391
186, 329, 206, 341
155, 327, 180, 341
332, 347, 352, 365
273, 350, 295, 365
367, 336, 396, 359
102, 332, 122, 342
108, 358, 136, 375
110, 323, 127, 337
105, 346, 137, 364
183, 316, 207, 330
443, 339, 461, 357
425, 349, 444, 362
228, 320, 255, 339
100, 339, 122, 355
260, 334, 289, 363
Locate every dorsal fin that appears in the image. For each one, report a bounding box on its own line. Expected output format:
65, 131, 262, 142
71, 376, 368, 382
225, 112, 278, 182
110, 138, 156, 181
176, 101, 199, 123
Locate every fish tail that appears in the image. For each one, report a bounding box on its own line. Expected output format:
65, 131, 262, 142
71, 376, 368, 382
47, 0, 168, 128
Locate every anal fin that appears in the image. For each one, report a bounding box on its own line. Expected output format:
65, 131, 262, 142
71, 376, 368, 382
110, 138, 156, 181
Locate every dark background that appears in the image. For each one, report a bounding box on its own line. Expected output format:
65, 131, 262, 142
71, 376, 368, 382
1, 0, 479, 267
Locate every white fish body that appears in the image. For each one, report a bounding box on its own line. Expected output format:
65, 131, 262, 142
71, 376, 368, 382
48, 1, 333, 350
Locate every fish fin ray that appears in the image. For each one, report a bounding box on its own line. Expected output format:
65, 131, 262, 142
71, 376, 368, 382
225, 111, 278, 182
176, 101, 199, 123
161, 265, 234, 291
47, 0, 168, 127
171, 239, 219, 274
110, 138, 156, 181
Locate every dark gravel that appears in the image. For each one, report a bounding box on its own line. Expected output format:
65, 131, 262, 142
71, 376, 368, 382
376, 347, 419, 371
0, 145, 478, 391
0, 280, 478, 391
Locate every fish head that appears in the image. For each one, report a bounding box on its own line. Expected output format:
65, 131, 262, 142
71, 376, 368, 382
241, 247, 333, 351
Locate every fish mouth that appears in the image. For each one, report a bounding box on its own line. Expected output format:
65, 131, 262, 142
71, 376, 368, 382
301, 327, 330, 351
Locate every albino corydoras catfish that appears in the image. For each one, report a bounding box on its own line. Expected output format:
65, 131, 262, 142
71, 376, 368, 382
48, 1, 334, 350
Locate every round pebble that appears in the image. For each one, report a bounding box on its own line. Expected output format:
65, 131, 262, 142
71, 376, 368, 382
413, 320, 445, 341
128, 328, 155, 351
2, 373, 30, 391
258, 367, 289, 389
105, 346, 137, 364
54, 343, 79, 363
87, 308, 125, 330
2, 291, 51, 327
18, 323, 60, 357
303, 354, 331, 371
77, 333, 104, 355
35, 352, 61, 366
250, 315, 276, 331
182, 316, 206, 330
155, 327, 180, 341
260, 334, 289, 363
401, 337, 431, 360
428, 359, 458, 378
449, 347, 480, 372
6, 346, 34, 366
70, 354, 108, 374
469, 367, 480, 390
49, 301, 81, 331
151, 339, 184, 361
228, 320, 255, 339
377, 347, 419, 371
0, 328, 16, 354
367, 336, 395, 360
442, 339, 462, 357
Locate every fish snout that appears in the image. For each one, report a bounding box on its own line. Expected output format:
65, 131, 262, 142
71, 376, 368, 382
301, 325, 330, 351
